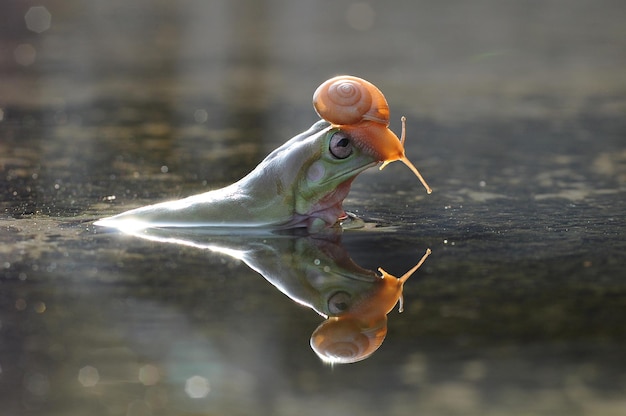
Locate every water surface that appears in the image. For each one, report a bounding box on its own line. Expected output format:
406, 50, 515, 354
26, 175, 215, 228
1, 1, 625, 415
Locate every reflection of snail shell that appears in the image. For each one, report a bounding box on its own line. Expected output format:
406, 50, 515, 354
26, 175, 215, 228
310, 316, 387, 364
313, 75, 390, 126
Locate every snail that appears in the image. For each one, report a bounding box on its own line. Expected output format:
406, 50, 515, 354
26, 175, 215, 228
95, 75, 431, 233
313, 75, 432, 194
310, 248, 432, 364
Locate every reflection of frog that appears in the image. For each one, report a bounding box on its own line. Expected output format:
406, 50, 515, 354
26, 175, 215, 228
121, 227, 431, 364
95, 76, 430, 233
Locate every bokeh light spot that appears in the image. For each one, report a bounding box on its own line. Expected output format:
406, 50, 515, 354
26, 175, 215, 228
24, 372, 49, 396
194, 109, 208, 123
33, 301, 46, 313
184, 375, 210, 398
78, 365, 100, 387
138, 364, 160, 386
15, 298, 27, 311
25, 6, 52, 34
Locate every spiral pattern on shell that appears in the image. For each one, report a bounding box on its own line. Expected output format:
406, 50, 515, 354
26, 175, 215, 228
313, 75, 390, 126
310, 317, 387, 364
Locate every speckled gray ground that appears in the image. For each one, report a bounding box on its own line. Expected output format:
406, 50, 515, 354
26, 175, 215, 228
1, 1, 625, 415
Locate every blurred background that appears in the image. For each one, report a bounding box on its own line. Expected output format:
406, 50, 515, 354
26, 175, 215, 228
3, 0, 624, 117
1, 1, 625, 415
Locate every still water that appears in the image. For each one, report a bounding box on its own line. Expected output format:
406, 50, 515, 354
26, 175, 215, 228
2, 1, 626, 415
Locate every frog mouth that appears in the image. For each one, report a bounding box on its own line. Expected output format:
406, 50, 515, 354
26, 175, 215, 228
317, 160, 378, 188
304, 179, 356, 227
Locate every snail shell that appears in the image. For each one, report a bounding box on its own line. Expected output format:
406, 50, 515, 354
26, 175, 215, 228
313, 75, 390, 126
310, 316, 387, 364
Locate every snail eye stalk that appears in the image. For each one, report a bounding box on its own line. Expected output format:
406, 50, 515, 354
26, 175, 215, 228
379, 117, 433, 194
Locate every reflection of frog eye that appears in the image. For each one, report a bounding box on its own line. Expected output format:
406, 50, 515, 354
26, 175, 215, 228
328, 291, 351, 314
329, 132, 353, 159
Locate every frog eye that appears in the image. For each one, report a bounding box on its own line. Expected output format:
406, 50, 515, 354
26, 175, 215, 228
328, 291, 351, 314
329, 131, 353, 159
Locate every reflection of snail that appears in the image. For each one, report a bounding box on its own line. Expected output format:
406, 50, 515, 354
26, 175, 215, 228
313, 75, 432, 194
310, 249, 432, 364
310, 317, 387, 364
